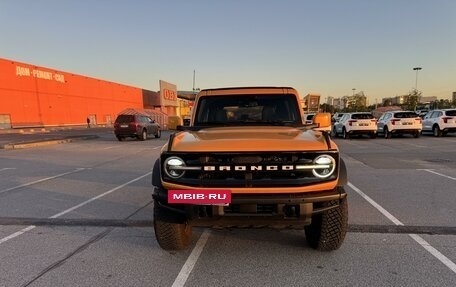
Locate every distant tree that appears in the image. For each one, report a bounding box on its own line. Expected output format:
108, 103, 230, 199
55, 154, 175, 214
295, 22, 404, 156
345, 93, 368, 112
383, 98, 392, 107
405, 89, 421, 111
367, 104, 377, 112
434, 99, 452, 109
319, 103, 334, 113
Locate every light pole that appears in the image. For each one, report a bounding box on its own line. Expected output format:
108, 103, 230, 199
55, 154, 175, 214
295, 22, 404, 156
412, 67, 422, 112
192, 70, 196, 94
413, 67, 422, 91
352, 88, 356, 96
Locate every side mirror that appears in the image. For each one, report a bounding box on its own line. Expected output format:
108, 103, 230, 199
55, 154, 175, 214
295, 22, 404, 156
313, 113, 331, 130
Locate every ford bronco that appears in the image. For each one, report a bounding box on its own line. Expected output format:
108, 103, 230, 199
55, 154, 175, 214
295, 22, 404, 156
152, 87, 348, 251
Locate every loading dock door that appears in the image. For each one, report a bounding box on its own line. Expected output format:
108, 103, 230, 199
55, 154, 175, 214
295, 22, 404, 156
0, 114, 12, 129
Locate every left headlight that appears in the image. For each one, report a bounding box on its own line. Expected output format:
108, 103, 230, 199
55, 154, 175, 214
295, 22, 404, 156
312, 155, 336, 178
164, 156, 186, 179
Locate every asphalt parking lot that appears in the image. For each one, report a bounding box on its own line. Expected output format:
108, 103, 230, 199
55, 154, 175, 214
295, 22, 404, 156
0, 129, 455, 286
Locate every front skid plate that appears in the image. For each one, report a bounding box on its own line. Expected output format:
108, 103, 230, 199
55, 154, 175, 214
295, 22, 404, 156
190, 216, 311, 229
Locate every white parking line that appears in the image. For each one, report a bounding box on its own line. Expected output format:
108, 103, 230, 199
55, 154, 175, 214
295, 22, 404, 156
348, 181, 456, 274
0, 168, 16, 172
0, 168, 86, 195
101, 146, 121, 150
172, 230, 211, 287
0, 171, 152, 245
0, 226, 36, 245
402, 143, 426, 148
420, 169, 456, 181
49, 171, 152, 218
348, 182, 403, 226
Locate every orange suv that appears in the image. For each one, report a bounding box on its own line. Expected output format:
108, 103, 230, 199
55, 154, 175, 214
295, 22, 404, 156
152, 87, 348, 251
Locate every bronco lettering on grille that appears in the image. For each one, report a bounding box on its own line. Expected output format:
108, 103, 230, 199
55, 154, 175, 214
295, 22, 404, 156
203, 165, 295, 171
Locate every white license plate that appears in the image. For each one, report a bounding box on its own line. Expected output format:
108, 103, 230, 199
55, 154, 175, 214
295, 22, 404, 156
402, 122, 412, 125
120, 124, 129, 128
359, 123, 368, 126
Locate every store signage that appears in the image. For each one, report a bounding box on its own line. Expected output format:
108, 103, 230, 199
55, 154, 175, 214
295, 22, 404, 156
159, 80, 178, 107
15, 65, 65, 83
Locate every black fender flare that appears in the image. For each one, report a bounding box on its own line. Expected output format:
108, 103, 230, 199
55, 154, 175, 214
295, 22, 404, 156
152, 158, 162, 188
338, 158, 348, 186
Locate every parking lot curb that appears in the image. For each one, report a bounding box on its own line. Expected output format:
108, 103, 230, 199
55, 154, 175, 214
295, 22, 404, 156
0, 135, 99, 150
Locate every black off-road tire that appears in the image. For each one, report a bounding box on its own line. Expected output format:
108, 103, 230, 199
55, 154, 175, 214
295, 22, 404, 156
153, 219, 192, 251
305, 194, 348, 251
153, 194, 192, 250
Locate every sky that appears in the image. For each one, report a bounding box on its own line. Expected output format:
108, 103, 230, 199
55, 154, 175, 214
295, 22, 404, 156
1, 0, 455, 103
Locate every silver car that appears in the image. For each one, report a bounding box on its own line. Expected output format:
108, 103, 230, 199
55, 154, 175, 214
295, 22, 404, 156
422, 109, 456, 137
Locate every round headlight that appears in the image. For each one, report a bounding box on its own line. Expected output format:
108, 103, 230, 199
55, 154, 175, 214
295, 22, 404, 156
312, 155, 336, 178
164, 156, 186, 178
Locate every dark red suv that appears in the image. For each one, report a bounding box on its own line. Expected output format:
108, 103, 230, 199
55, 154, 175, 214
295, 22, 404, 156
114, 114, 161, 141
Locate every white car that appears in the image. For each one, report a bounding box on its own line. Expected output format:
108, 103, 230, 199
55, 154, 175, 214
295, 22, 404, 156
332, 112, 345, 123
422, 109, 456, 137
332, 112, 377, 139
376, 111, 422, 138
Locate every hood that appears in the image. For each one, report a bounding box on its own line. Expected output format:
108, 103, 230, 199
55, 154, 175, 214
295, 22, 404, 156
169, 126, 333, 152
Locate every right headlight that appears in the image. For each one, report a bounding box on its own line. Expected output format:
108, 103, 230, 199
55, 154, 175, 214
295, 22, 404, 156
312, 155, 336, 178
164, 156, 186, 179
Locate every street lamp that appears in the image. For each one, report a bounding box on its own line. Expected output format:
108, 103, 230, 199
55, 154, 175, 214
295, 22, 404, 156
192, 70, 196, 94
352, 88, 356, 96
413, 67, 422, 91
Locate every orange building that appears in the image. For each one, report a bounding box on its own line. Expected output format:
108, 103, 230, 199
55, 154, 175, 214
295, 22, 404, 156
0, 58, 146, 128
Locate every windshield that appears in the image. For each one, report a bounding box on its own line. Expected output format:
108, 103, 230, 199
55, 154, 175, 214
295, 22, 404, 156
193, 94, 302, 126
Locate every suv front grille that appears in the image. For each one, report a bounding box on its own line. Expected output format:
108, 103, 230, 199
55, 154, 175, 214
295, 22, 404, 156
161, 151, 338, 188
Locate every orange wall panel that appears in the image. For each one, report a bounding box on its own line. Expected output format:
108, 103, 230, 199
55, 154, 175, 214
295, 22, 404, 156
0, 58, 144, 127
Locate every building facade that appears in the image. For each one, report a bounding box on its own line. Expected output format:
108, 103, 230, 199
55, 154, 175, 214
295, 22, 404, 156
0, 58, 181, 129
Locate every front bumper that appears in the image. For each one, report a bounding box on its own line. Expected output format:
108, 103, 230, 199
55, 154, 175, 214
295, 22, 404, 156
153, 187, 347, 228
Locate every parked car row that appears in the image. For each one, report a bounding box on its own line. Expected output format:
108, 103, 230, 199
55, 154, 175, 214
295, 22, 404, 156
330, 109, 456, 139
